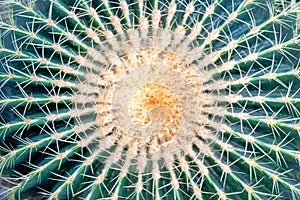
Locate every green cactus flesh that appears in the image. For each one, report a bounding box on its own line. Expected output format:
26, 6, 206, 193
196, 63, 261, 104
0, 0, 300, 199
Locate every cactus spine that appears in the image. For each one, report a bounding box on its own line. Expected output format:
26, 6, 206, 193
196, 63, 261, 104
0, 0, 300, 199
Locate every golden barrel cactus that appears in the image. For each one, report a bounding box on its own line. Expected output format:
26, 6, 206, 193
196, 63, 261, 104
0, 0, 300, 199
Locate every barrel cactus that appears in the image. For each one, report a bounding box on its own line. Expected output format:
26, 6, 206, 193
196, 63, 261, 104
0, 0, 299, 199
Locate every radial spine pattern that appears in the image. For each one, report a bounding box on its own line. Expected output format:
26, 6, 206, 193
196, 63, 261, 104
0, 0, 300, 199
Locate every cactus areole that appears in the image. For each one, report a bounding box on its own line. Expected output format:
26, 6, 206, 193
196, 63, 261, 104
0, 0, 300, 199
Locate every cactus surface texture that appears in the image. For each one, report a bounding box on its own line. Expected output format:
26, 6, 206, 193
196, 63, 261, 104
0, 0, 300, 199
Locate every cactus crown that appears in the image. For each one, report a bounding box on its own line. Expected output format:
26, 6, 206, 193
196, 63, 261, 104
0, 0, 300, 199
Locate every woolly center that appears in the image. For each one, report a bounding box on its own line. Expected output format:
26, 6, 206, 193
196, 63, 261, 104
128, 83, 182, 143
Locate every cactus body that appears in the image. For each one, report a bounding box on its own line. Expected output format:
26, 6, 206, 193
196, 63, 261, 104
0, 0, 300, 199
